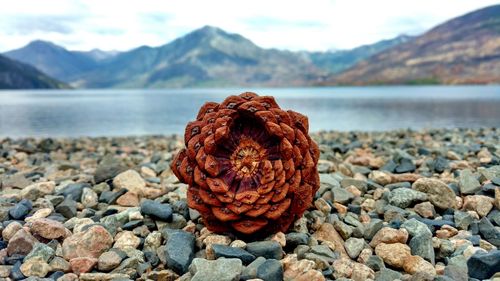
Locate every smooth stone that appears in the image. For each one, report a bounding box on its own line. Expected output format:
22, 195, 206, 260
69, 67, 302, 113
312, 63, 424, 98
432, 156, 449, 173
172, 200, 190, 219
389, 188, 427, 208
48, 271, 65, 280
20, 257, 51, 277
55, 198, 77, 219
333, 220, 353, 240
458, 169, 481, 195
344, 238, 365, 259
98, 250, 126, 271
374, 268, 401, 281
7, 229, 37, 256
211, 244, 256, 265
81, 188, 99, 208
29, 218, 68, 240
241, 257, 266, 280
62, 225, 113, 260
256, 259, 283, 281
467, 249, 500, 280
366, 255, 385, 271
395, 158, 416, 173
444, 264, 467, 281
110, 257, 138, 275
112, 169, 145, 195
320, 174, 341, 188
385, 182, 411, 190
49, 257, 70, 272
492, 177, 500, 186
189, 258, 242, 281
285, 232, 310, 250
9, 202, 31, 220
161, 213, 187, 229
374, 243, 411, 268
454, 210, 473, 230
417, 217, 455, 229
141, 200, 173, 222
340, 178, 367, 193
69, 257, 98, 275
10, 261, 24, 280
488, 209, 500, 226
94, 155, 125, 183
364, 219, 383, 240
309, 245, 338, 263
246, 241, 283, 260
164, 230, 195, 274
401, 218, 432, 237
370, 227, 408, 248
412, 178, 457, 209
2, 221, 23, 241
331, 187, 354, 204
409, 233, 435, 264
99, 189, 127, 205
478, 217, 500, 247
144, 251, 159, 267
24, 243, 54, 263
381, 160, 397, 173
312, 223, 348, 258
58, 183, 90, 201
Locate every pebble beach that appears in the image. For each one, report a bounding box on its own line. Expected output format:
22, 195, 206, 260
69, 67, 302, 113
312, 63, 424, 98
0, 128, 499, 281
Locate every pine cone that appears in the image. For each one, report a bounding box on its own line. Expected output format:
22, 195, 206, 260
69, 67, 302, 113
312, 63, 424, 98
171, 92, 320, 236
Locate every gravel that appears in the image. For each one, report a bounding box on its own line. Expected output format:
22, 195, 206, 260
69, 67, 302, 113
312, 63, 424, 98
0, 128, 498, 280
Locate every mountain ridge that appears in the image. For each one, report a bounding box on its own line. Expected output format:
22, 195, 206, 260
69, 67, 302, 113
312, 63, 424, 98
328, 4, 500, 85
3, 25, 410, 88
0, 54, 68, 89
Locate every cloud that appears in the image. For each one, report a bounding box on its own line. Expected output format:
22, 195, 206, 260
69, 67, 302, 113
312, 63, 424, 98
242, 17, 328, 29
6, 16, 76, 35
0, 0, 498, 52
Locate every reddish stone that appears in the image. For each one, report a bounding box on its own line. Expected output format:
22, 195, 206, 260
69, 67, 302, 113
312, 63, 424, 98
7, 228, 38, 256
70, 257, 97, 275
116, 191, 140, 207
30, 218, 68, 240
62, 225, 113, 260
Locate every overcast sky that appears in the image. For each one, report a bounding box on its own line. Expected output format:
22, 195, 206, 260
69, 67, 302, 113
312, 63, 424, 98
0, 0, 498, 52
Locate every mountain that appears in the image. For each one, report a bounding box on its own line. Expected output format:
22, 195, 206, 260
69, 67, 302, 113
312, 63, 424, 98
308, 35, 414, 74
330, 5, 500, 85
72, 26, 326, 88
75, 49, 121, 62
0, 54, 68, 89
4, 40, 99, 82
3, 26, 412, 88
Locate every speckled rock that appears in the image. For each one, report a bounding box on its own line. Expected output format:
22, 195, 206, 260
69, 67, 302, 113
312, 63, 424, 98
62, 225, 113, 260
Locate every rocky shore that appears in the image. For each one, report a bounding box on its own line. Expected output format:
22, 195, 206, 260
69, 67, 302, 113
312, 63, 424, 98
0, 128, 499, 281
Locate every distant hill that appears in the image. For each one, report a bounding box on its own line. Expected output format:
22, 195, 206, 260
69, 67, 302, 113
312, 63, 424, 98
75, 49, 121, 62
4, 40, 106, 82
330, 4, 500, 85
3, 27, 411, 88
0, 54, 68, 89
308, 35, 414, 74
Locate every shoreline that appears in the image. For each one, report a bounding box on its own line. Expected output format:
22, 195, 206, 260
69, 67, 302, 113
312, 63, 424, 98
0, 127, 499, 280
1, 127, 497, 141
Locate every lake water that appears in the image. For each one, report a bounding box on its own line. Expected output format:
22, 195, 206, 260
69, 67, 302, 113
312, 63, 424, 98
0, 86, 499, 137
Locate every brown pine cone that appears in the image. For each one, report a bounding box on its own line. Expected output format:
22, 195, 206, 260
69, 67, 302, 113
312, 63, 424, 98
171, 92, 320, 236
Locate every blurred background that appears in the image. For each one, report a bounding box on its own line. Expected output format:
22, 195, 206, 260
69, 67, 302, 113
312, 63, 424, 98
0, 0, 499, 137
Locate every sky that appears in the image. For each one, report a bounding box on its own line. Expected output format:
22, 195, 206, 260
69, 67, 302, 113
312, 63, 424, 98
0, 0, 498, 53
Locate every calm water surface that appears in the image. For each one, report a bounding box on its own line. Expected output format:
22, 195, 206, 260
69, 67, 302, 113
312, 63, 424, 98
0, 86, 499, 137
